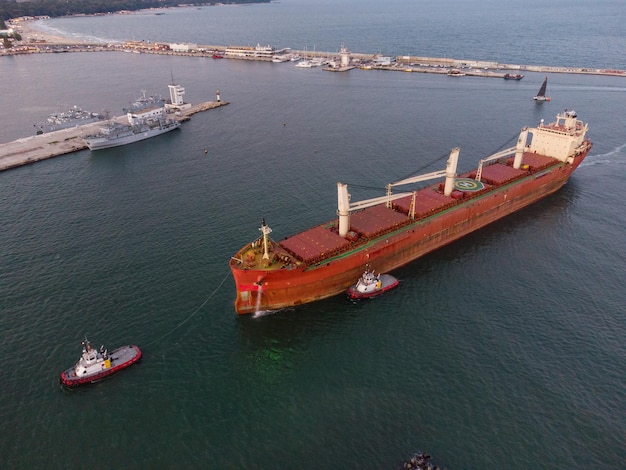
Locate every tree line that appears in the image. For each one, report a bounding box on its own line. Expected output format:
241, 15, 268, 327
1, 0, 269, 23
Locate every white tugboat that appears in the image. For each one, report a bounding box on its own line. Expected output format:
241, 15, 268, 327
347, 265, 399, 299
60, 338, 141, 387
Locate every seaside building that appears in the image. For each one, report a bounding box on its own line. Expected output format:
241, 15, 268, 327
225, 44, 288, 60
372, 56, 394, 66
165, 83, 191, 112
170, 43, 198, 53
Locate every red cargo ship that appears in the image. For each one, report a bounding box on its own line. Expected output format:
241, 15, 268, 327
230, 110, 591, 314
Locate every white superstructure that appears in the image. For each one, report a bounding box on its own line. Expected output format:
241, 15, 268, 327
165, 83, 191, 112
127, 106, 164, 125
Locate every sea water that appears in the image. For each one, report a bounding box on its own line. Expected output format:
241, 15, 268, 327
1, 1, 625, 468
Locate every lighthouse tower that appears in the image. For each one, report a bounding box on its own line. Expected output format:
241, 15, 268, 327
340, 46, 350, 68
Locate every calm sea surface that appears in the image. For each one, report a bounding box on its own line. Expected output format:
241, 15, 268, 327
1, 1, 625, 468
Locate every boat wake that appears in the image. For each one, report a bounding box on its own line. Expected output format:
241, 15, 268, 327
580, 142, 626, 167
252, 309, 277, 318
32, 20, 114, 44
252, 306, 296, 318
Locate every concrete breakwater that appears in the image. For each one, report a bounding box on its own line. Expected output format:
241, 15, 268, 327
0, 101, 227, 172
3, 39, 625, 78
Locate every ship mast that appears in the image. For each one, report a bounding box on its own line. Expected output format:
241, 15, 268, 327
475, 145, 517, 182
337, 148, 460, 237
385, 147, 460, 198
259, 219, 272, 260
475, 127, 529, 181
512, 128, 529, 169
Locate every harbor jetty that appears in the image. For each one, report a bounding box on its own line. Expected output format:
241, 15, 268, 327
2, 20, 622, 170
2, 18, 625, 78
0, 100, 227, 172
4, 40, 625, 78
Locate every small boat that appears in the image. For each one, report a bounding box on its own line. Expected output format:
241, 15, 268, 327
295, 59, 314, 68
447, 69, 466, 76
533, 76, 551, 101
347, 266, 399, 299
60, 338, 141, 387
503, 73, 524, 80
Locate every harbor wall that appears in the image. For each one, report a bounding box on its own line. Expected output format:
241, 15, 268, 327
2, 40, 625, 78
0, 101, 227, 172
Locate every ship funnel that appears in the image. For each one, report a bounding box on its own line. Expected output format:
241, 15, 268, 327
337, 182, 350, 237
513, 127, 529, 169
443, 148, 460, 196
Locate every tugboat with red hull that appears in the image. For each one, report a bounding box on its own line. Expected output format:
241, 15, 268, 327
347, 266, 399, 299
60, 338, 141, 387
229, 110, 592, 314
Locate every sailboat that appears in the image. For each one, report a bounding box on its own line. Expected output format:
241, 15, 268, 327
295, 46, 313, 68
533, 76, 551, 101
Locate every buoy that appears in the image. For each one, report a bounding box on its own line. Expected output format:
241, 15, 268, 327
204, 150, 208, 154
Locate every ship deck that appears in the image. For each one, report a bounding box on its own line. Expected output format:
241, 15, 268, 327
272, 152, 563, 266
279, 225, 351, 264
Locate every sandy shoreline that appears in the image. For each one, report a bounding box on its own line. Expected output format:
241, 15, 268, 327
9, 18, 97, 45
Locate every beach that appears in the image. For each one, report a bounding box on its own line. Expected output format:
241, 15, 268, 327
6, 17, 92, 45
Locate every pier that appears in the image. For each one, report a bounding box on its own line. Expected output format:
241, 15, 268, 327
2, 33, 623, 172
0, 100, 227, 172
3, 37, 625, 78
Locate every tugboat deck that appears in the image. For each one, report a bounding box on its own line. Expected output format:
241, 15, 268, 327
109, 345, 140, 365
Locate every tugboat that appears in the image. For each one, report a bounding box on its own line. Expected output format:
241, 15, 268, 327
347, 265, 399, 299
60, 338, 141, 387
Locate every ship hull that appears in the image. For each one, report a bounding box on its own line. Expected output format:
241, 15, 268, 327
231, 151, 589, 314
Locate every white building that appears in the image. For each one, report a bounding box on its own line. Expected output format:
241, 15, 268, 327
225, 44, 288, 60
340, 46, 350, 67
170, 43, 198, 53
165, 83, 191, 112
372, 56, 394, 66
